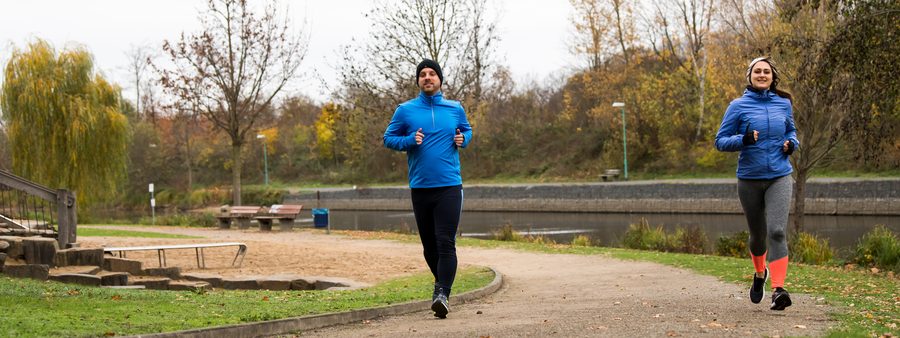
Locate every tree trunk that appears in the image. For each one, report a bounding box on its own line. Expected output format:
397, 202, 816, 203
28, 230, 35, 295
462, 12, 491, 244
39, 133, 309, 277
792, 169, 807, 234
231, 143, 243, 206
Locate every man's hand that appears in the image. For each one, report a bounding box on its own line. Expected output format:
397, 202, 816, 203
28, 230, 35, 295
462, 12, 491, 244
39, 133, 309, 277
454, 129, 464, 147
415, 128, 424, 145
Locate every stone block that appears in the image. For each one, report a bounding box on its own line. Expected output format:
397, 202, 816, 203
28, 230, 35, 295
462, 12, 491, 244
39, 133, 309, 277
0, 236, 25, 259
221, 277, 259, 290
290, 277, 317, 290
0, 240, 9, 251
130, 276, 171, 290
103, 257, 143, 275
54, 248, 104, 267
181, 273, 224, 288
313, 277, 368, 290
102, 285, 145, 289
23, 237, 58, 266
49, 273, 102, 286
141, 267, 181, 279
97, 272, 129, 286
3, 264, 49, 280
50, 265, 101, 275
168, 281, 211, 292
258, 279, 292, 291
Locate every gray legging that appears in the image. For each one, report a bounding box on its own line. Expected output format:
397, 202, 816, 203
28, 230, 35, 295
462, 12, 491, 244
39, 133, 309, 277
737, 175, 793, 261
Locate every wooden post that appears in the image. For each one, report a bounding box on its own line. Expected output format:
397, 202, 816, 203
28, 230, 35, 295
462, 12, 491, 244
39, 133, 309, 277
56, 189, 77, 248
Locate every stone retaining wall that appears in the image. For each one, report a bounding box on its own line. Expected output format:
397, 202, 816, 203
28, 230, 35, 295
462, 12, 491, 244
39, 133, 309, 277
285, 179, 900, 215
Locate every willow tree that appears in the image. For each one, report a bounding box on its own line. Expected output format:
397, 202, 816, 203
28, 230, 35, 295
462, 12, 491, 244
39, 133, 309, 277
1, 40, 129, 205
157, 0, 307, 206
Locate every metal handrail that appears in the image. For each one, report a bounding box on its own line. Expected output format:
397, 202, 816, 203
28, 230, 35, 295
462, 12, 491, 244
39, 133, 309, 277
0, 169, 77, 248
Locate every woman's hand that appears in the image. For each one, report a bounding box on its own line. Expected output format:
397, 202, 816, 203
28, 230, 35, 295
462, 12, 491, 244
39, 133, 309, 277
783, 140, 795, 154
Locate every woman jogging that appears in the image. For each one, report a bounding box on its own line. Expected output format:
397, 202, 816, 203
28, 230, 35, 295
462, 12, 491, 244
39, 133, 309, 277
714, 56, 799, 311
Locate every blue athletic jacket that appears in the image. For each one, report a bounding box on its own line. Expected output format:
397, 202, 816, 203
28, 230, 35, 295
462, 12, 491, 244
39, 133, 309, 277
383, 91, 473, 188
715, 88, 799, 180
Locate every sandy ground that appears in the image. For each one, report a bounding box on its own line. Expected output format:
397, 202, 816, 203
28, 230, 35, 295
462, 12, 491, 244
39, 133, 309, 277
79, 226, 835, 337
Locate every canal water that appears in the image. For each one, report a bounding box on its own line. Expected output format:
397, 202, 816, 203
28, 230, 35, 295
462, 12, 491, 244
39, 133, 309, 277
323, 210, 900, 252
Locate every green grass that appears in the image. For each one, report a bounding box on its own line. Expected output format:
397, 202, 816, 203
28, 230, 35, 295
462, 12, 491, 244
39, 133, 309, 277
342, 230, 900, 337
0, 266, 493, 337
78, 226, 202, 239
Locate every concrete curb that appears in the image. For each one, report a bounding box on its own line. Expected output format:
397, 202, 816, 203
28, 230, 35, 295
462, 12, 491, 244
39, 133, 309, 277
131, 266, 504, 338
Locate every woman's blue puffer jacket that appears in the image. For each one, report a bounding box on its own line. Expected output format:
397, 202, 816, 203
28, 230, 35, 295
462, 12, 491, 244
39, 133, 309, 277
715, 88, 799, 180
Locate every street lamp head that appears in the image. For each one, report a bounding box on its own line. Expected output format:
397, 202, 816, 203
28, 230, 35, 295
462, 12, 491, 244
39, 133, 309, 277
612, 102, 625, 107
256, 134, 265, 139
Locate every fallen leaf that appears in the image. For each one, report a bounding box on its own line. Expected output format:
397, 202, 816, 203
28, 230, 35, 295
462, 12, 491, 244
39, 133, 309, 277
262, 296, 269, 301
111, 295, 122, 301
794, 325, 807, 329
614, 301, 621, 305
708, 322, 722, 328
476, 310, 483, 314
613, 317, 622, 321
667, 330, 679, 337
871, 267, 880, 273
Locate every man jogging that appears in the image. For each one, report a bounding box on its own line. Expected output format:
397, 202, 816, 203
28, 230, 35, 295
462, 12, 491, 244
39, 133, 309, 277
383, 58, 473, 319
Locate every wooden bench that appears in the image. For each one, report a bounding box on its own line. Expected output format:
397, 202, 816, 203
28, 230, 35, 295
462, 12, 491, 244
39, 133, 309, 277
254, 204, 304, 231
600, 169, 621, 182
103, 242, 247, 268
216, 206, 262, 229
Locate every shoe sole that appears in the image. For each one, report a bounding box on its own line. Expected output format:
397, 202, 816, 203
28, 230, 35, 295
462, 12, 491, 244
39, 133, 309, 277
431, 300, 449, 319
770, 293, 792, 311
749, 268, 768, 304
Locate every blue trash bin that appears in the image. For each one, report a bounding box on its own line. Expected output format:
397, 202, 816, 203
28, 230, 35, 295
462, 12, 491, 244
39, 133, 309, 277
312, 208, 329, 228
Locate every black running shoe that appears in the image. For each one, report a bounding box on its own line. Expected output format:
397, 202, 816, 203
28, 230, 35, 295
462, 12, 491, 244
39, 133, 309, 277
432, 293, 449, 319
749, 268, 769, 304
770, 287, 792, 310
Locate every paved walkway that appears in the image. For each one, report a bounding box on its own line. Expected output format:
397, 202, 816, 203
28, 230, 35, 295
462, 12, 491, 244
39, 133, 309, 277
301, 245, 834, 337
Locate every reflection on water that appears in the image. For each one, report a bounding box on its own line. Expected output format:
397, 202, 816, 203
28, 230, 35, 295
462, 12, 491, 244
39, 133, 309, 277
327, 210, 900, 251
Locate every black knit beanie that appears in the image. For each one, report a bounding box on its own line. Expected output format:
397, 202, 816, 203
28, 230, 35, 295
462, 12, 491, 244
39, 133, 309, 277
416, 59, 443, 85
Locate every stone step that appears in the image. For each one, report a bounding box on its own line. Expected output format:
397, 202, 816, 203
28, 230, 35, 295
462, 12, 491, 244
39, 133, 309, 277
129, 276, 172, 290
168, 280, 211, 292
48, 273, 101, 286
50, 265, 101, 275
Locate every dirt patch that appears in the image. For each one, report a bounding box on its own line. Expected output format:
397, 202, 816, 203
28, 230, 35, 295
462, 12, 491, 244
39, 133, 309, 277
79, 226, 835, 337
79, 226, 425, 284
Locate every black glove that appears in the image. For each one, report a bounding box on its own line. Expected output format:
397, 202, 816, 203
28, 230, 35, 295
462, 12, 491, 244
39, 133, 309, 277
742, 125, 756, 146
784, 140, 795, 155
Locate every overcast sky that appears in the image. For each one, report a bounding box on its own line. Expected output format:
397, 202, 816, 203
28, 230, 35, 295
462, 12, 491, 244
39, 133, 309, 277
0, 0, 577, 103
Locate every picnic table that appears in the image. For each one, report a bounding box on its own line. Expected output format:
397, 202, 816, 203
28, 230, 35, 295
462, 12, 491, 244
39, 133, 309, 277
216, 206, 261, 229
254, 204, 304, 231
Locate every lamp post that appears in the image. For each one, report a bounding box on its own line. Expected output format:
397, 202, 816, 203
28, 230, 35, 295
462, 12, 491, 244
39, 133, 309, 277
148, 143, 157, 224
612, 102, 628, 180
256, 134, 269, 186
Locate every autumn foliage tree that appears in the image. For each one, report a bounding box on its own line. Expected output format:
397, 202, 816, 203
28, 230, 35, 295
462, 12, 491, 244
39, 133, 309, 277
156, 0, 307, 205
1, 40, 129, 205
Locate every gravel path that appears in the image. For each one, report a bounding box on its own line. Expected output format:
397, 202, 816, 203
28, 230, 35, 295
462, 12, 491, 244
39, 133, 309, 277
81, 226, 835, 337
